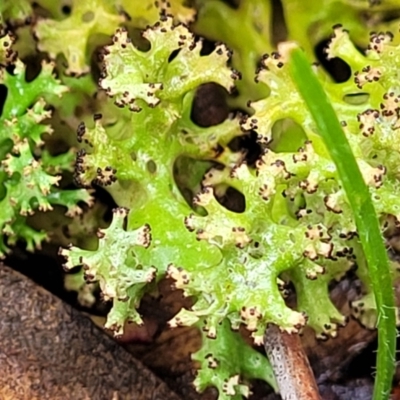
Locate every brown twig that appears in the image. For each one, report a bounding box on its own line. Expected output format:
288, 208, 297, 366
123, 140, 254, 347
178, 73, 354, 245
264, 324, 321, 400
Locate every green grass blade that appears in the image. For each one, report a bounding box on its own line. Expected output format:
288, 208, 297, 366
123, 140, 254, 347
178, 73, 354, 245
289, 46, 396, 400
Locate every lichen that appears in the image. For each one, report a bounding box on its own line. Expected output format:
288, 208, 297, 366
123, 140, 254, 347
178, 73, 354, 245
4, 1, 400, 398
0, 56, 92, 256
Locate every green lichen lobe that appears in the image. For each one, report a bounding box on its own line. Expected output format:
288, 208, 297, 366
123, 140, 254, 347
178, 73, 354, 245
0, 57, 92, 256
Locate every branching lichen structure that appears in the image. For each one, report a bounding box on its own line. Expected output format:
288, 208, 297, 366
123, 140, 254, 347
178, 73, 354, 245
3, 0, 400, 398
194, 0, 400, 107
0, 19, 92, 257
63, 16, 241, 314
34, 0, 125, 76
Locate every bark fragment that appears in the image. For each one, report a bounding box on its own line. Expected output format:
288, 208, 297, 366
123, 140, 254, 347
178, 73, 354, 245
0, 264, 182, 400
